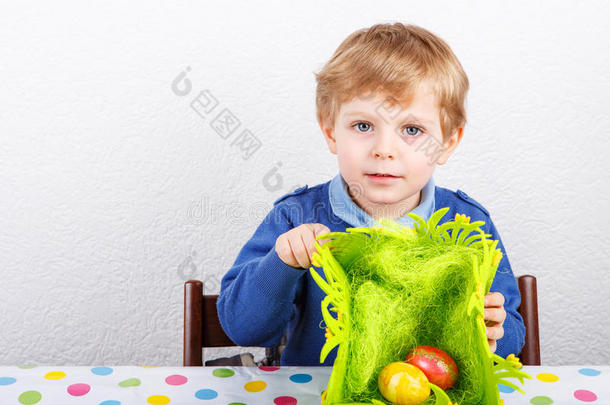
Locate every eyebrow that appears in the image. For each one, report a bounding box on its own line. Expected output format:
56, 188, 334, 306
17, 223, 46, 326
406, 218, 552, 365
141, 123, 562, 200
344, 111, 435, 125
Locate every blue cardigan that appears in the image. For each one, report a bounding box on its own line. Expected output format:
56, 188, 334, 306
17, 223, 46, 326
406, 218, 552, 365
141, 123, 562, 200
217, 178, 525, 365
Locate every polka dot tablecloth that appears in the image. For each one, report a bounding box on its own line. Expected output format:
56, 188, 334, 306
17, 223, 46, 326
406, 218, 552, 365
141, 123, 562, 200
0, 365, 607, 404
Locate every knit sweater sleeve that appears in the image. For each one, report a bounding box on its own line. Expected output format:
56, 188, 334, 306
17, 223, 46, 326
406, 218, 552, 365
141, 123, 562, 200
486, 216, 526, 358
216, 200, 307, 347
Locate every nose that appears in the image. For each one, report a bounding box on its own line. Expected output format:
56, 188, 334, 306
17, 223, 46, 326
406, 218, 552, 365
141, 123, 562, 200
372, 128, 397, 160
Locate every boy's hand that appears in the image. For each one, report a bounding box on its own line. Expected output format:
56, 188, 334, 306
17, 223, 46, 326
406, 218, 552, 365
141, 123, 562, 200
484, 292, 506, 353
275, 223, 331, 269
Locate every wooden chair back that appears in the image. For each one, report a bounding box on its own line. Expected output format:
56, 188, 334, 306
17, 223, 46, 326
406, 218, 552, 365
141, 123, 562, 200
183, 279, 283, 366
517, 274, 541, 365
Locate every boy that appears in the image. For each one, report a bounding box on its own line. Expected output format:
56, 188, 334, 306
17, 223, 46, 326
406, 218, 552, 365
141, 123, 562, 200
217, 22, 525, 366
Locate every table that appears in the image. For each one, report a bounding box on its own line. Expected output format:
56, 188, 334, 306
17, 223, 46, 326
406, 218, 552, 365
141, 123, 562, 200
0, 365, 607, 404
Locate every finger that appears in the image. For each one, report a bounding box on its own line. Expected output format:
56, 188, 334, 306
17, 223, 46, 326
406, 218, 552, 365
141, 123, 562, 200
488, 339, 497, 353
291, 233, 312, 268
287, 234, 310, 269
484, 307, 506, 324
486, 324, 504, 340
312, 224, 332, 245
276, 236, 299, 268
286, 247, 299, 268
300, 228, 317, 265
485, 292, 505, 307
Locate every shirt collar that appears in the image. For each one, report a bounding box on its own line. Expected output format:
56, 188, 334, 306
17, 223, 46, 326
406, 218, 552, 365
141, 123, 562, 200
328, 173, 436, 228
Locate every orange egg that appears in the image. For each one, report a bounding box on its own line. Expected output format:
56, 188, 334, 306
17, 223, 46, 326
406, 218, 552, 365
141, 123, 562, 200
378, 362, 430, 405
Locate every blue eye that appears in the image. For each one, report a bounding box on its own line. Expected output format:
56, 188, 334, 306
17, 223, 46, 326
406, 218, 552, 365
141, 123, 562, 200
352, 122, 372, 132
403, 126, 422, 137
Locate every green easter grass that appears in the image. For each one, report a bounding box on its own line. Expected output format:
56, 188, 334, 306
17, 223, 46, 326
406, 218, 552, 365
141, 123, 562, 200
309, 207, 531, 405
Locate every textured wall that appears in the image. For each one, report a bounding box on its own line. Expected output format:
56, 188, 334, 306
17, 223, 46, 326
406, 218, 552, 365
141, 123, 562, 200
1, 1, 609, 366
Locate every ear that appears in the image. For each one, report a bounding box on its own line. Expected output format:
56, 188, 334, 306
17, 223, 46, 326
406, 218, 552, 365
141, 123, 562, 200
319, 119, 337, 155
436, 127, 464, 165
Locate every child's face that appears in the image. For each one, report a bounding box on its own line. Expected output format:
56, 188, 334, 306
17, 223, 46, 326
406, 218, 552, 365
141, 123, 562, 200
321, 80, 463, 220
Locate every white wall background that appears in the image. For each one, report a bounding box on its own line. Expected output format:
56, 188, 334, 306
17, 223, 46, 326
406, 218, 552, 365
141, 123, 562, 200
1, 0, 609, 366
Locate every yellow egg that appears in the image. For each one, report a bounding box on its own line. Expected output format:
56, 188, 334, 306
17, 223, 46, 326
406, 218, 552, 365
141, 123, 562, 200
378, 362, 430, 405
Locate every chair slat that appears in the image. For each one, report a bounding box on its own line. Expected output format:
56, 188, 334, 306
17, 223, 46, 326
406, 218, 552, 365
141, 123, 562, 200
517, 275, 541, 365
183, 280, 204, 366
184, 280, 277, 366
202, 295, 236, 347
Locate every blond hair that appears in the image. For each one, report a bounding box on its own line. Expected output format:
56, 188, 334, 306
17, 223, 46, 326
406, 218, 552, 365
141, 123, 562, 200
315, 22, 469, 141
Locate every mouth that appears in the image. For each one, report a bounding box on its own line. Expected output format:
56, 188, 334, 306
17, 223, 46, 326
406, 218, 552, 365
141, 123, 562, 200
366, 173, 401, 178
365, 173, 402, 183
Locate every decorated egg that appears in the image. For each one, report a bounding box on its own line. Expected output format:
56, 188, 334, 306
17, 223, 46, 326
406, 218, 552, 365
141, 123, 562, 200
378, 362, 430, 405
405, 346, 458, 390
